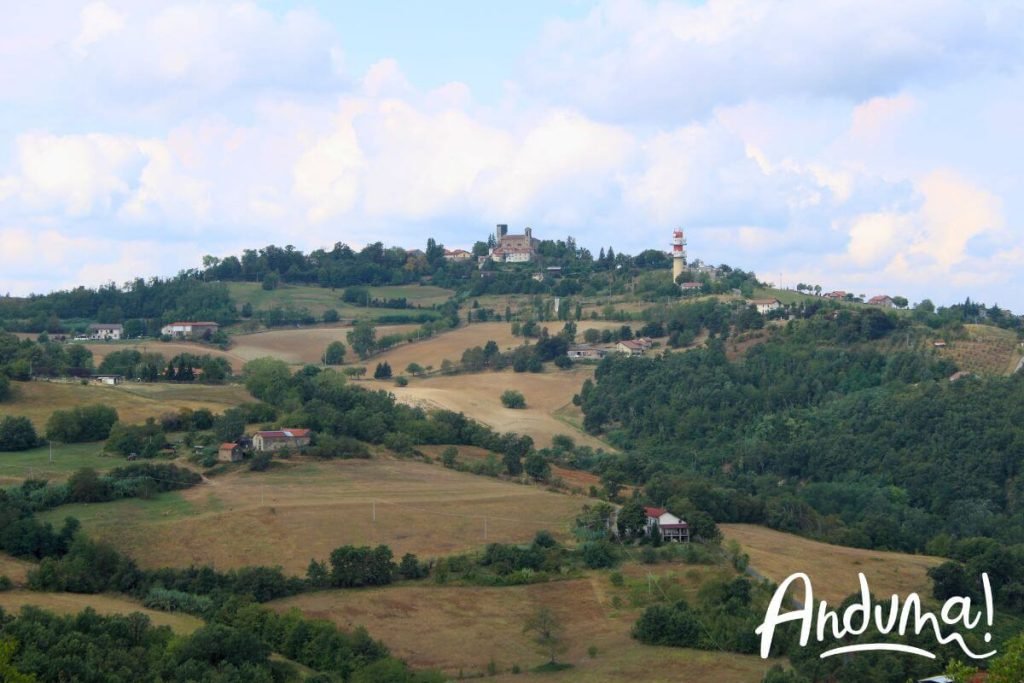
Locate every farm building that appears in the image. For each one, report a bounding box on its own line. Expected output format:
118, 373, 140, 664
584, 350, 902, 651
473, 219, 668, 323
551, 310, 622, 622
644, 507, 690, 543
88, 323, 123, 340
91, 374, 124, 385
567, 344, 607, 360
616, 340, 647, 356
218, 442, 243, 463
747, 298, 781, 315
160, 321, 220, 339
443, 248, 472, 261
867, 295, 895, 308
253, 429, 312, 452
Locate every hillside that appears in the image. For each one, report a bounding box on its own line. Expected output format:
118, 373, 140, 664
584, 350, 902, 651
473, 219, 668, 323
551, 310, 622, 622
37, 455, 588, 574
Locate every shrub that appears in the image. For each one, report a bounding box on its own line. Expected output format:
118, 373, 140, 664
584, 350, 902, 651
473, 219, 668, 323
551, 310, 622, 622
249, 452, 272, 472
394, 376, 409, 387
0, 416, 39, 451
500, 390, 526, 409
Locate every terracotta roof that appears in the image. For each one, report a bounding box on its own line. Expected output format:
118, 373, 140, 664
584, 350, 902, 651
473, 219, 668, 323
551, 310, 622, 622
219, 443, 238, 450
644, 506, 667, 518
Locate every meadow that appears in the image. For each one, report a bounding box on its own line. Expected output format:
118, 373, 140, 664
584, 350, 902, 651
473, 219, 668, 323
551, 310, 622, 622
270, 564, 777, 682
721, 523, 942, 603
0, 590, 203, 635
4, 380, 252, 432
37, 455, 589, 574
388, 366, 608, 449
227, 282, 454, 318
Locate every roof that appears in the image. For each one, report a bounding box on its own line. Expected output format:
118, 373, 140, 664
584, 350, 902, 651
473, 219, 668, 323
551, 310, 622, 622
868, 295, 892, 303
619, 340, 646, 349
748, 298, 780, 305
256, 429, 311, 439
219, 442, 239, 450
88, 323, 123, 329
644, 506, 667, 518
165, 321, 219, 326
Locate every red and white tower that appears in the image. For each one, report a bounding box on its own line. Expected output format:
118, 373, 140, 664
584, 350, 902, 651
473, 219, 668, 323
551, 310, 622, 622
671, 229, 687, 284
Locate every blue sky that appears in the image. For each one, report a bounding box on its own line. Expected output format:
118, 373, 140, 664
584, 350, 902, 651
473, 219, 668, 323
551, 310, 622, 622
1, 0, 1022, 310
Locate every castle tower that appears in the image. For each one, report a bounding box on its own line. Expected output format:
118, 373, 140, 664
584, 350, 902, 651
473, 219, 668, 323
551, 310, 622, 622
671, 229, 687, 284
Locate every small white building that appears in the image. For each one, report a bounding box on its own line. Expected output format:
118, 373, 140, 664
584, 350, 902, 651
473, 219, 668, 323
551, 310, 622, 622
88, 323, 123, 340
161, 321, 220, 339
644, 506, 690, 543
616, 340, 647, 356
748, 298, 782, 315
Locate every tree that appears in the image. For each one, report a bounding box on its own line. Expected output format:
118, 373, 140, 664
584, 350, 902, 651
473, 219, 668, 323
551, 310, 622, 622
373, 362, 392, 379
261, 271, 280, 290
523, 607, 566, 665
524, 452, 550, 481
67, 467, 110, 503
989, 633, 1024, 683
213, 408, 247, 443
406, 362, 424, 376
441, 446, 458, 468
891, 296, 909, 309
241, 357, 292, 405
323, 308, 340, 323
324, 341, 346, 365
501, 390, 526, 409
617, 501, 647, 538
347, 320, 377, 360
0, 416, 39, 451
0, 375, 10, 402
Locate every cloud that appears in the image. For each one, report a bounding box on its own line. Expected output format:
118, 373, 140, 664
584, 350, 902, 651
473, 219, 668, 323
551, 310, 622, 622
526, 0, 1024, 122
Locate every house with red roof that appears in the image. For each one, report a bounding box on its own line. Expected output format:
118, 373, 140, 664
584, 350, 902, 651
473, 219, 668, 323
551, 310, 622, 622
867, 295, 895, 308
253, 429, 312, 453
218, 442, 243, 463
644, 506, 690, 543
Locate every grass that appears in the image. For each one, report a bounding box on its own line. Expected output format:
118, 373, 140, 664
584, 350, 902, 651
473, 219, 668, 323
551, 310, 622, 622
0, 442, 117, 482
229, 324, 421, 367
269, 563, 778, 682
389, 366, 608, 449
938, 323, 1022, 375
721, 523, 943, 603
0, 553, 35, 585
0, 590, 203, 635
4, 380, 252, 431
37, 455, 589, 574
227, 282, 454, 319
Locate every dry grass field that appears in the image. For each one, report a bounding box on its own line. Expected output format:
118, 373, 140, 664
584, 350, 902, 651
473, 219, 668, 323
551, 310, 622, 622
229, 324, 421, 367
270, 564, 777, 681
227, 282, 454, 318
364, 321, 523, 373
38, 456, 589, 574
388, 367, 607, 449
0, 553, 34, 585
82, 340, 247, 371
6, 380, 252, 431
0, 590, 203, 634
722, 524, 942, 603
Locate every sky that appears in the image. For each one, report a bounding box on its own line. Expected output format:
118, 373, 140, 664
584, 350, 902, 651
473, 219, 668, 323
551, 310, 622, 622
1, 0, 1023, 310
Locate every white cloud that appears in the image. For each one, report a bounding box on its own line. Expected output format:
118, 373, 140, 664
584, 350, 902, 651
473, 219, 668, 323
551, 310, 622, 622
72, 1, 125, 57
527, 0, 1024, 122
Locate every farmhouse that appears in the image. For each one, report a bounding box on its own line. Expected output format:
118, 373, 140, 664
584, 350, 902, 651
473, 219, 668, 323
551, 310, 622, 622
488, 224, 539, 263
88, 323, 123, 340
443, 248, 472, 261
218, 442, 243, 463
679, 282, 703, 292
161, 321, 220, 339
824, 291, 847, 299
644, 507, 690, 543
253, 429, 312, 452
748, 298, 782, 315
867, 295, 895, 308
616, 340, 647, 356
567, 344, 607, 360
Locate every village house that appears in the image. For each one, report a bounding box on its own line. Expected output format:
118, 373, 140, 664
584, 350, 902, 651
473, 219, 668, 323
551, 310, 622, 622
218, 442, 243, 463
252, 428, 312, 453
679, 282, 703, 292
644, 507, 690, 543
91, 374, 124, 386
488, 224, 540, 263
748, 298, 782, 315
88, 323, 123, 340
160, 321, 220, 339
824, 290, 847, 299
443, 248, 472, 261
567, 344, 607, 360
867, 295, 895, 308
616, 339, 647, 356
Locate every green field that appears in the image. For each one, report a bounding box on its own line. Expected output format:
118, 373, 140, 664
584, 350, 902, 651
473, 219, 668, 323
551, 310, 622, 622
0, 442, 121, 482
227, 282, 454, 319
